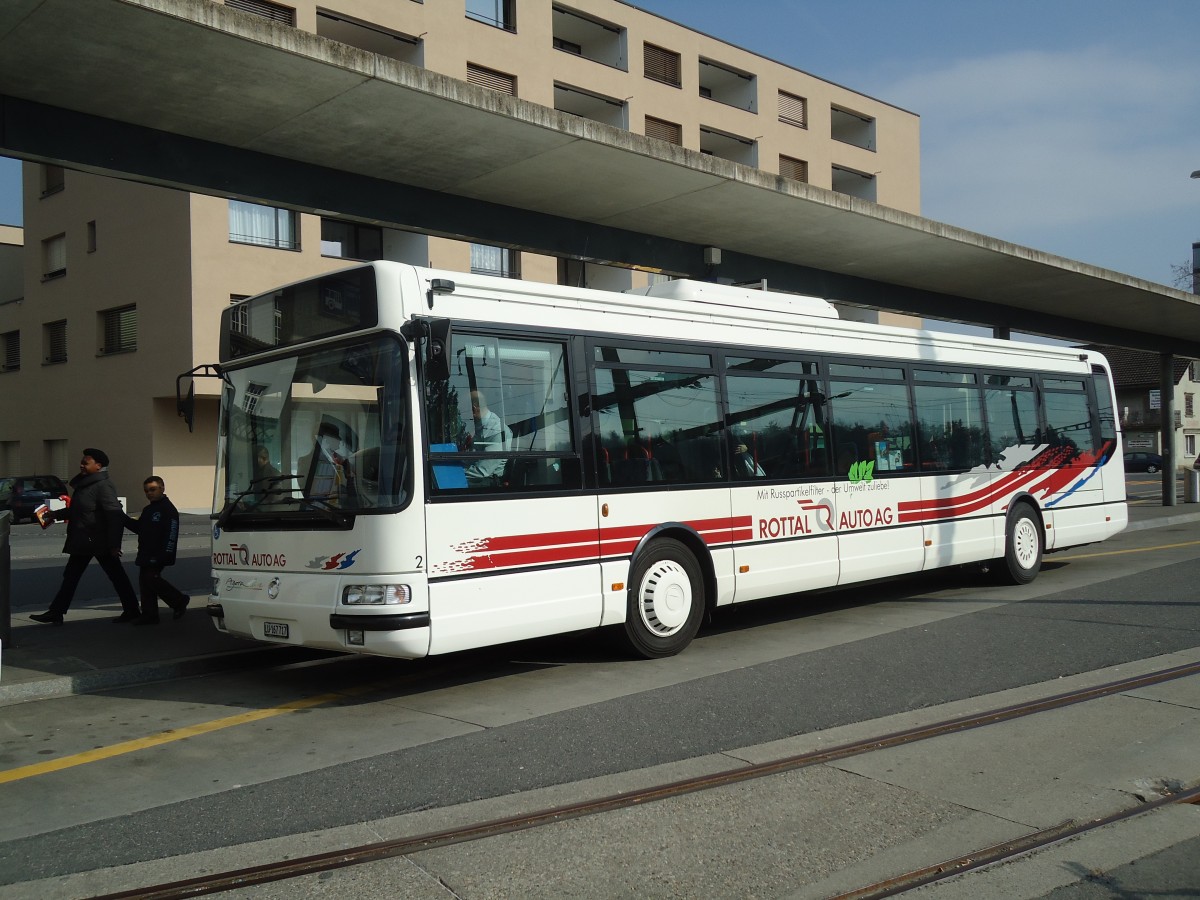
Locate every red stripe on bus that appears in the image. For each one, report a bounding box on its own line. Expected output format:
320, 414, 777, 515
446, 515, 752, 574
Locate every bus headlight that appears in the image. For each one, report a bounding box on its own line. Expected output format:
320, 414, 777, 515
342, 584, 412, 606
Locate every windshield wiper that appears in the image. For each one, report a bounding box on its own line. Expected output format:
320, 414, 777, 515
216, 474, 300, 528
274, 494, 353, 527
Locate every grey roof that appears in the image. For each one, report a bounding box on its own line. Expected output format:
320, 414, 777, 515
1089, 346, 1193, 388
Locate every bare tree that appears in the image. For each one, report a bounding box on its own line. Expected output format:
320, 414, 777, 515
1170, 260, 1196, 292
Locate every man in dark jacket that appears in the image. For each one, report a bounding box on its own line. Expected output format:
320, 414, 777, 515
122, 475, 190, 625
30, 448, 140, 625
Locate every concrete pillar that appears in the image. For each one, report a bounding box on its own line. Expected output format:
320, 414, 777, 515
1161, 353, 1176, 506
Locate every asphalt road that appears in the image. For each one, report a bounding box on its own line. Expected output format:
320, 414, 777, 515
2, 517, 1199, 893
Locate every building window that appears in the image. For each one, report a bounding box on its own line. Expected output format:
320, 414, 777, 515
43, 320, 67, 365
831, 106, 876, 151
224, 0, 295, 25
41, 165, 65, 197
1187, 393, 1195, 417
87, 220, 97, 253
100, 305, 137, 355
229, 200, 298, 250
832, 165, 877, 202
779, 155, 809, 183
645, 115, 682, 146
698, 58, 756, 111
315, 11, 423, 66
470, 244, 519, 278
321, 219, 383, 260
778, 90, 807, 128
1187, 434, 1197, 457
551, 6, 625, 69
230, 300, 249, 337
699, 126, 756, 166
45, 439, 68, 478
0, 440, 18, 473
466, 0, 515, 31
643, 43, 681, 87
554, 83, 625, 128
42, 234, 66, 280
466, 62, 516, 95
1, 330, 18, 372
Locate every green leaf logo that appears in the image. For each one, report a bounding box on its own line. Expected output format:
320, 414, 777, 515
848, 460, 875, 483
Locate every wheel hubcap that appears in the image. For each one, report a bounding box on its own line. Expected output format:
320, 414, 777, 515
637, 560, 692, 636
1013, 519, 1039, 569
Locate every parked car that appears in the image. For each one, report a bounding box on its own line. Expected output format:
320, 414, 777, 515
1123, 451, 1164, 474
0, 474, 70, 523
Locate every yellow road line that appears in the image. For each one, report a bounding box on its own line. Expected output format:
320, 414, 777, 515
1056, 539, 1200, 561
0, 686, 370, 785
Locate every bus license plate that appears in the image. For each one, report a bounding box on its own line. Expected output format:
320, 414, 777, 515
263, 621, 290, 639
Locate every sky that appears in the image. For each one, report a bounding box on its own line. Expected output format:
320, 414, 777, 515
2, 1, 1198, 290
632, 0, 1200, 290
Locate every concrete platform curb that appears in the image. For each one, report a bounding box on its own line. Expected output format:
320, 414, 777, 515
1124, 509, 1200, 531
0, 644, 326, 707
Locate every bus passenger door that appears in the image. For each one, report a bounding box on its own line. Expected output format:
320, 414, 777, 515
423, 331, 603, 655
591, 348, 735, 620
724, 360, 842, 601
828, 371, 925, 585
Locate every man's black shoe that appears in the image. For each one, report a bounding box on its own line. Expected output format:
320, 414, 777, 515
30, 612, 63, 626
172, 600, 189, 620
112, 612, 140, 624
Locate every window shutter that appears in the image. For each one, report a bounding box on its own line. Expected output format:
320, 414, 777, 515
47, 439, 68, 480
46, 320, 67, 363
225, 0, 295, 25
103, 305, 137, 354
645, 116, 682, 146
778, 90, 807, 128
779, 155, 809, 182
643, 43, 681, 86
43, 234, 66, 277
467, 63, 516, 95
1, 331, 18, 371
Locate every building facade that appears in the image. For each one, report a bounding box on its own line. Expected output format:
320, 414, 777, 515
1104, 348, 1200, 469
0, 0, 921, 509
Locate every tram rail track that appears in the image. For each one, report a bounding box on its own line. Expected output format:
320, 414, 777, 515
83, 657, 1200, 900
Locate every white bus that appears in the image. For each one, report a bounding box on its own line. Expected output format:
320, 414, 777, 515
187, 262, 1126, 659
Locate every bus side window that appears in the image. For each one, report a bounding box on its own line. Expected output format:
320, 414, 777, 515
724, 361, 828, 481
428, 332, 578, 494
593, 365, 721, 487
828, 376, 913, 477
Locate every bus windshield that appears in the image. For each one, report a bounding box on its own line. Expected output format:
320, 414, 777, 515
213, 334, 411, 525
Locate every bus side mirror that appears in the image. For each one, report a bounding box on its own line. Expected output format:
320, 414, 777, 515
178, 382, 196, 433
175, 364, 223, 433
426, 318, 452, 381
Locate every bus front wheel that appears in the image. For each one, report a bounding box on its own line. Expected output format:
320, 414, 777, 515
996, 503, 1042, 585
623, 538, 705, 659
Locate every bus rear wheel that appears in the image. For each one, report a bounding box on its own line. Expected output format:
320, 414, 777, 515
623, 538, 704, 659
995, 503, 1042, 585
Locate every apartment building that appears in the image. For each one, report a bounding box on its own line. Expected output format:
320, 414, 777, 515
0, 0, 922, 510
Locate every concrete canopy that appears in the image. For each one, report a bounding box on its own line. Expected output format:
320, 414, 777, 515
2, 0, 1199, 355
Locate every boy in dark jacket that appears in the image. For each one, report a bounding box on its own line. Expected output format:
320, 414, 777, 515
31, 448, 141, 625
122, 475, 190, 625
